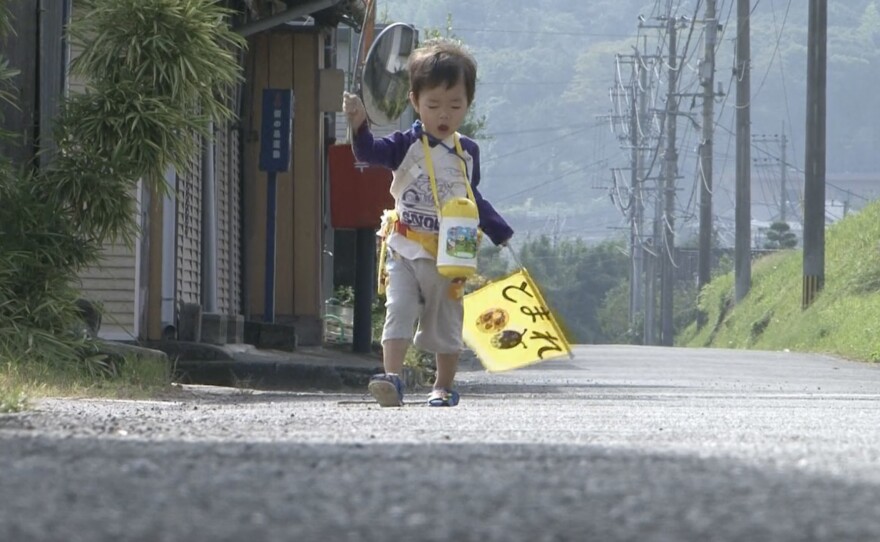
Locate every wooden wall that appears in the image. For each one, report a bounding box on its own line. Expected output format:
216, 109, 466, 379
244, 30, 324, 329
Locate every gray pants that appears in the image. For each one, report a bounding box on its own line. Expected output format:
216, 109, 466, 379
381, 254, 464, 354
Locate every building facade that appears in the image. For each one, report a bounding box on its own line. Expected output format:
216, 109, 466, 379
70, 0, 362, 347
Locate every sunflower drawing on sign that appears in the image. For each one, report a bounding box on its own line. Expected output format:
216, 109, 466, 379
463, 268, 573, 372
475, 308, 508, 333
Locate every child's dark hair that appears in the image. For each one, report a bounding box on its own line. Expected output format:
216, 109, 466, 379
407, 38, 476, 105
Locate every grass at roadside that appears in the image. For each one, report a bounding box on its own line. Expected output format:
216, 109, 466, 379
0, 353, 173, 413
680, 199, 880, 362
0, 378, 29, 413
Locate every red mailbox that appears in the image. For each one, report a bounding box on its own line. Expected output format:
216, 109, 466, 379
328, 144, 394, 229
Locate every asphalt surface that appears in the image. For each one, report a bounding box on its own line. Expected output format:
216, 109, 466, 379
1, 345, 879, 542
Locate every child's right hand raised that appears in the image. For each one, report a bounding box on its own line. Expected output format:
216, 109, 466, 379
342, 91, 367, 130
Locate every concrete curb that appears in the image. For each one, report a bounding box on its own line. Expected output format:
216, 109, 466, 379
173, 358, 379, 391
153, 342, 384, 391
141, 340, 235, 362
117, 339, 438, 392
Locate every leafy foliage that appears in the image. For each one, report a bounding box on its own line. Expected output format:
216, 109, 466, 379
516, 235, 629, 343
69, 0, 243, 124
681, 199, 880, 361
598, 269, 701, 345
0, 0, 245, 369
597, 281, 637, 344
0, 168, 97, 365
66, 0, 245, 194
0, 3, 86, 365
0, 381, 28, 413
763, 221, 798, 250
476, 244, 510, 280
0, 58, 18, 120
0, 0, 12, 39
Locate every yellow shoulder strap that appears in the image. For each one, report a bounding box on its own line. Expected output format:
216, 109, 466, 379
420, 133, 476, 213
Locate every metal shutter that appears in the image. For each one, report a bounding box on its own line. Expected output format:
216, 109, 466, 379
229, 113, 243, 315
176, 133, 203, 306
216, 123, 232, 314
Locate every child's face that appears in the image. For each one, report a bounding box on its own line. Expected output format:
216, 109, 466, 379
409, 79, 469, 140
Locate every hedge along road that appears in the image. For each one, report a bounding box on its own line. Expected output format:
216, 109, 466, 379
1, 345, 879, 542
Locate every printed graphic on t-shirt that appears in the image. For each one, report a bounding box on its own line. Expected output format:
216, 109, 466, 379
399, 163, 467, 233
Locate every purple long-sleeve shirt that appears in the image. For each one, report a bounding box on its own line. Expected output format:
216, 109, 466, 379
352, 122, 514, 247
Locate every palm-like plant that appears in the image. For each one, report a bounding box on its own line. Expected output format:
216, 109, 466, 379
1, 0, 245, 365
70, 0, 242, 119
0, 157, 88, 363
49, 0, 246, 243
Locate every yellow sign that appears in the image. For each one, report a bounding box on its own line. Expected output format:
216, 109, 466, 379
463, 268, 572, 372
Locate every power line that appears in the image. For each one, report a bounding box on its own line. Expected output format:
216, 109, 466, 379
478, 81, 573, 86
456, 27, 632, 38
769, 0, 799, 170
481, 125, 596, 164
494, 156, 611, 203
752, 0, 793, 101
483, 122, 602, 138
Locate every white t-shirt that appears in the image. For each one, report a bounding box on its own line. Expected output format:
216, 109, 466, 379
387, 136, 473, 260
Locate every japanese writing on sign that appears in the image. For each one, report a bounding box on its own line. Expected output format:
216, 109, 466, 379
462, 269, 572, 372
259, 89, 293, 172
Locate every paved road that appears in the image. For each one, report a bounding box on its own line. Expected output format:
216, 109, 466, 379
1, 345, 879, 541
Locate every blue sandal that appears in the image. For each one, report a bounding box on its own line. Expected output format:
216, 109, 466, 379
427, 388, 460, 407
368, 373, 404, 407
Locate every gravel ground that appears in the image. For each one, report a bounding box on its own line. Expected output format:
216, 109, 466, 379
2, 345, 879, 542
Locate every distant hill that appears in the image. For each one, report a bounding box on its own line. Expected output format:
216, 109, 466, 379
380, 0, 880, 244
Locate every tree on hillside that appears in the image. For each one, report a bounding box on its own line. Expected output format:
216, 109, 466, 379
477, 244, 509, 279
763, 222, 798, 250
518, 235, 629, 344
597, 281, 639, 344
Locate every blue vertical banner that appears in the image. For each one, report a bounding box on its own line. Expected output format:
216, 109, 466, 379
259, 89, 293, 172
258, 89, 294, 323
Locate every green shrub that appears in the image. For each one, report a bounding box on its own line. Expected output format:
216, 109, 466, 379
0, 0, 244, 379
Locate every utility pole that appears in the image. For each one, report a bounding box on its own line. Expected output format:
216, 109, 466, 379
779, 121, 788, 222
697, 0, 718, 322
644, 195, 658, 344
622, 24, 663, 346
780, 122, 788, 222
734, 0, 751, 303
753, 126, 791, 222
660, 16, 679, 347
608, 48, 656, 331
629, 55, 643, 326
637, 58, 653, 344
802, 0, 827, 308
